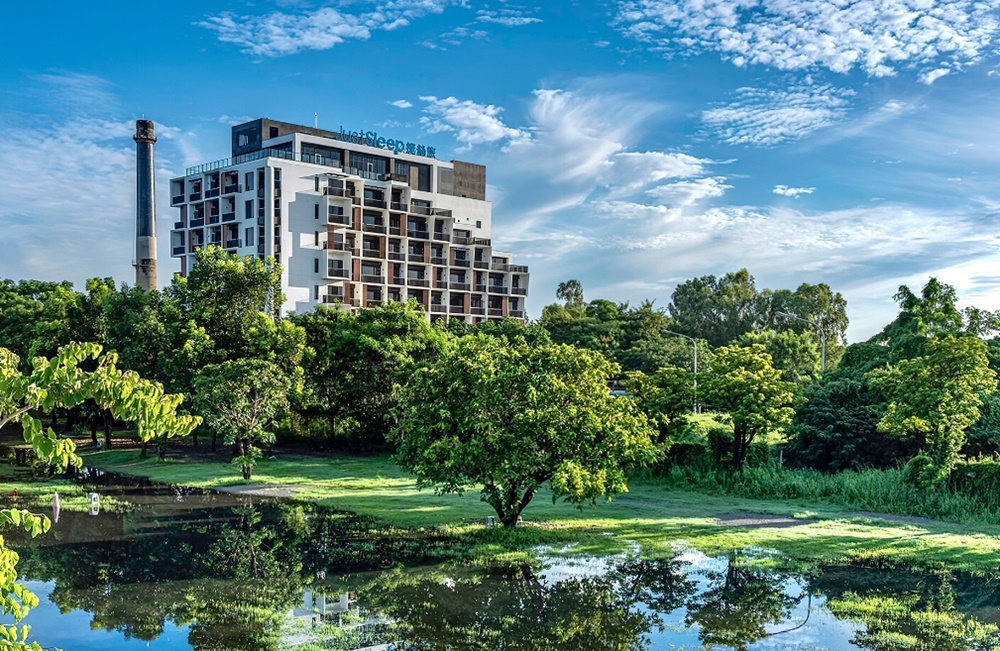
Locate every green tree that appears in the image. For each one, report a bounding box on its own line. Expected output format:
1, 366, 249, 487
193, 359, 291, 480
621, 366, 692, 449
869, 336, 997, 486
738, 329, 820, 385
0, 342, 199, 649
702, 344, 795, 472
555, 279, 585, 309
669, 269, 763, 347
393, 335, 658, 527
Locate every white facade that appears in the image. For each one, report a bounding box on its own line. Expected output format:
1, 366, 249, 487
168, 119, 529, 321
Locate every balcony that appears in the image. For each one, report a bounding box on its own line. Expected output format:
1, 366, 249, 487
433, 232, 450, 242
361, 275, 384, 284
189, 218, 205, 228
390, 277, 405, 286
452, 235, 471, 245
189, 192, 202, 202
474, 238, 492, 246
512, 287, 528, 296
509, 310, 525, 318
325, 268, 350, 279
171, 195, 185, 205
406, 230, 430, 240
222, 212, 236, 222
407, 253, 425, 263
488, 308, 504, 317
172, 246, 186, 255
328, 214, 351, 226
489, 286, 509, 295
450, 282, 471, 291
326, 242, 354, 252
362, 248, 382, 259
258, 244, 265, 255
410, 204, 432, 216
367, 299, 384, 307
322, 294, 344, 304
173, 221, 185, 230
207, 214, 220, 225
388, 252, 405, 261
430, 257, 446, 266
191, 243, 205, 252
226, 239, 240, 248
390, 201, 408, 211
389, 226, 402, 236
363, 223, 386, 234
475, 284, 487, 293
323, 186, 351, 198
205, 188, 221, 199
364, 198, 387, 209
430, 304, 447, 314
492, 263, 530, 273
449, 305, 466, 314
224, 184, 240, 194
408, 278, 430, 288
453, 259, 471, 268
474, 261, 489, 270
470, 306, 485, 315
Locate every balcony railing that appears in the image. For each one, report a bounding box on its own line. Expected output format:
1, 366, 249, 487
474, 238, 492, 246
450, 282, 471, 291
328, 214, 351, 226
388, 252, 405, 261
205, 188, 221, 199
434, 233, 450, 242
173, 221, 185, 230
326, 242, 353, 252
224, 184, 240, 194
410, 204, 432, 216
207, 214, 220, 225
189, 192, 202, 202
362, 249, 382, 259
324, 186, 351, 198
489, 286, 509, 295
430, 257, 446, 266
225, 239, 241, 248
475, 284, 486, 293
361, 275, 384, 284
474, 261, 489, 269
453, 259, 471, 268
407, 253, 425, 263
449, 305, 466, 314
364, 198, 387, 209
452, 235, 471, 245
408, 278, 429, 287
512, 287, 528, 296
492, 263, 530, 273
390, 277, 405, 286
389, 226, 402, 236
362, 223, 386, 234
171, 195, 185, 205
470, 307, 485, 315
488, 308, 504, 317
326, 268, 350, 279
189, 218, 205, 228
322, 294, 343, 304
390, 201, 408, 211
509, 310, 525, 318
191, 243, 205, 251
430, 304, 447, 313
172, 246, 186, 255
406, 230, 429, 240
367, 299, 384, 307
222, 212, 236, 222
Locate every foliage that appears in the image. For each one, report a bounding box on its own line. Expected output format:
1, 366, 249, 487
702, 344, 795, 472
738, 328, 820, 385
193, 359, 291, 479
869, 336, 997, 486
0, 280, 82, 364
620, 366, 691, 449
0, 342, 199, 649
393, 335, 658, 527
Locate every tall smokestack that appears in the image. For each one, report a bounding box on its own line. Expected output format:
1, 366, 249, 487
133, 119, 157, 291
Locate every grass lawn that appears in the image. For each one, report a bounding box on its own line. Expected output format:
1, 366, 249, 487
75, 448, 1000, 574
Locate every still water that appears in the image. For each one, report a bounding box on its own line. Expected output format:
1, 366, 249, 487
6, 475, 1000, 650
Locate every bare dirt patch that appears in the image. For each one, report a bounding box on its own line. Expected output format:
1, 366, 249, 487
216, 484, 309, 499
717, 513, 815, 529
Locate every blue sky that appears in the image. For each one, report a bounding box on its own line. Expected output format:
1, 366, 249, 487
3, 1, 1000, 339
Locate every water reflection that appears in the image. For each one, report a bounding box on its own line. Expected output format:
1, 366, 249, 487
5, 476, 1000, 650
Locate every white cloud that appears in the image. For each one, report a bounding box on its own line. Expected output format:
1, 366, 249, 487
420, 25, 490, 49
703, 84, 855, 146
390, 99, 413, 109
476, 8, 543, 26
920, 67, 951, 85
773, 185, 815, 197
200, 1, 456, 57
617, 0, 1000, 78
647, 176, 732, 206
217, 114, 253, 126
419, 95, 531, 150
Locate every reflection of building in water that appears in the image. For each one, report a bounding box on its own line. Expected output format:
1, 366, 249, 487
282, 591, 396, 650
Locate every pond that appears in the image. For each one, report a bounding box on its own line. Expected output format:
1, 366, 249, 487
5, 474, 1000, 650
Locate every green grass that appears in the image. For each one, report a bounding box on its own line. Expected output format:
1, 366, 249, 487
78, 448, 1000, 574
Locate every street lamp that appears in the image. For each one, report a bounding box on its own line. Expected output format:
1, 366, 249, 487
662, 329, 698, 413
775, 311, 826, 372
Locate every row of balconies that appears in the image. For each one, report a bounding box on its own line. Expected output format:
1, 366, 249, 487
324, 272, 522, 295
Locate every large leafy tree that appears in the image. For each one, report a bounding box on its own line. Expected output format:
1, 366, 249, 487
869, 335, 997, 486
738, 329, 821, 385
702, 344, 795, 472
394, 335, 658, 527
669, 269, 763, 347
0, 342, 199, 649
193, 359, 291, 480
0, 280, 83, 364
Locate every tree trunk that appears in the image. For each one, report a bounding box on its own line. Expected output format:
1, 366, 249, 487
140, 441, 149, 459
103, 411, 113, 449
732, 425, 749, 473
90, 421, 98, 446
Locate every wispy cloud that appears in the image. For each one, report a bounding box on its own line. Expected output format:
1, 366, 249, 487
773, 185, 815, 197
647, 176, 732, 207
476, 7, 542, 26
390, 99, 413, 109
920, 68, 951, 85
617, 0, 1000, 78
200, 1, 457, 57
420, 25, 489, 49
419, 95, 531, 150
702, 84, 855, 146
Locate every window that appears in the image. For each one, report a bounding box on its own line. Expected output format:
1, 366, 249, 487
314, 285, 319, 300
314, 203, 319, 220
245, 172, 254, 191
476, 220, 482, 229
245, 200, 253, 219
269, 126, 279, 139
314, 231, 319, 246
245, 227, 254, 244
314, 258, 320, 274
315, 176, 320, 192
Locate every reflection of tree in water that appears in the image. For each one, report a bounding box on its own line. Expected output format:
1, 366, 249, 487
11, 497, 458, 651
683, 551, 804, 651
818, 566, 1000, 651
361, 559, 691, 651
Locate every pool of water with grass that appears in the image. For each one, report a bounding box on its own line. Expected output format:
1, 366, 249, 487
5, 473, 1000, 650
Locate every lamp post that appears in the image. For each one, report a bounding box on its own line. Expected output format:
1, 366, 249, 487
662, 329, 698, 413
775, 311, 826, 372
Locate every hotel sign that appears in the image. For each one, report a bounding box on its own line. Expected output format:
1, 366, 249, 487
336, 126, 436, 159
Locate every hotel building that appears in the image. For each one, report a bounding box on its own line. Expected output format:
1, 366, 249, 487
168, 118, 529, 320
